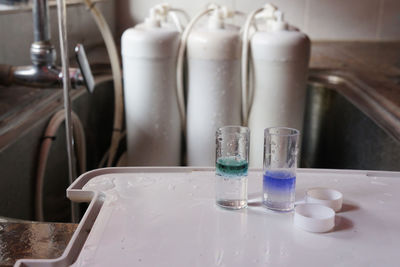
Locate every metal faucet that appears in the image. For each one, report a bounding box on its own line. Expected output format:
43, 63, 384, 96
0, 0, 94, 91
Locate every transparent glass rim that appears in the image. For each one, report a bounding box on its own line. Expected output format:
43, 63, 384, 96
217, 125, 250, 135
264, 127, 300, 137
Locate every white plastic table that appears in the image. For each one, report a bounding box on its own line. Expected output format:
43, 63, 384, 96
16, 168, 400, 267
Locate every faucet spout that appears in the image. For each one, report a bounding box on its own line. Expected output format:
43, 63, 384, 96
13, 65, 61, 87
0, 0, 92, 90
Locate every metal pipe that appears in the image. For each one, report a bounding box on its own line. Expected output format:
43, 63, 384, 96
56, 0, 78, 222
33, 0, 50, 42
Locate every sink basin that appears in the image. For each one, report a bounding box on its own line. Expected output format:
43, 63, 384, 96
301, 70, 400, 171
0, 79, 115, 222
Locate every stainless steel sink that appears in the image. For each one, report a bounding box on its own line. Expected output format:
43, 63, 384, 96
0, 79, 115, 222
301, 70, 400, 171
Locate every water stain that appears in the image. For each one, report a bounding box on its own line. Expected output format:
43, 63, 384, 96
370, 181, 388, 186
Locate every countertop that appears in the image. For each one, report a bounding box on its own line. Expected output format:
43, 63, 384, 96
309, 42, 400, 132
0, 221, 77, 266
0, 41, 399, 266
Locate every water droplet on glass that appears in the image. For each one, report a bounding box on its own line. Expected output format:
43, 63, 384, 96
215, 250, 224, 266
168, 184, 175, 191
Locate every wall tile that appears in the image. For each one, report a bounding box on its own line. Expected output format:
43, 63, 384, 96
116, 0, 159, 36
306, 0, 380, 40
1, 10, 33, 65
115, 0, 305, 35
116, 0, 235, 37
235, 0, 306, 30
168, 0, 234, 18
379, 0, 400, 40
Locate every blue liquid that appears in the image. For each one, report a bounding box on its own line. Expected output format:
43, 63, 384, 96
263, 171, 296, 191
263, 170, 296, 211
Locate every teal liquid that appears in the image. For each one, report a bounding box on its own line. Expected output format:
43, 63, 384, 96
216, 157, 248, 177
215, 156, 248, 209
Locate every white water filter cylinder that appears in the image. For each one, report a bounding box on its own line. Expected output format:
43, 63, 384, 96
186, 16, 242, 166
121, 18, 181, 166
248, 18, 310, 168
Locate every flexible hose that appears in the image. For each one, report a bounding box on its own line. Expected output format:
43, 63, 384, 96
98, 130, 126, 168
56, 0, 78, 222
84, 0, 124, 167
241, 7, 265, 126
73, 113, 86, 175
169, 11, 184, 33
35, 110, 86, 221
176, 7, 217, 134
168, 8, 191, 32
170, 8, 191, 24
242, 4, 279, 125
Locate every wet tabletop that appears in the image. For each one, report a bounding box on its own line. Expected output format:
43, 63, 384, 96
49, 168, 400, 267
0, 222, 77, 266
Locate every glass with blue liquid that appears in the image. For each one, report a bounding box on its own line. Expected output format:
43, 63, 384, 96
263, 127, 299, 212
215, 126, 250, 209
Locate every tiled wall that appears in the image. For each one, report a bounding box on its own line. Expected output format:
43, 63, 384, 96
1, 0, 398, 67
116, 0, 400, 41
0, 0, 115, 66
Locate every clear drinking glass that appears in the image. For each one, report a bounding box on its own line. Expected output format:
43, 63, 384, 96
215, 126, 250, 209
263, 127, 300, 211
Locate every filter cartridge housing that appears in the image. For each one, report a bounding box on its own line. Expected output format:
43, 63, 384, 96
248, 27, 310, 168
186, 24, 242, 166
121, 23, 181, 166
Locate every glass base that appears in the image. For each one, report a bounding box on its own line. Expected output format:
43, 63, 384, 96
216, 199, 247, 210
263, 201, 294, 212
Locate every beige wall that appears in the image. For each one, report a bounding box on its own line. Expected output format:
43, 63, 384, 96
116, 0, 400, 41
1, 0, 398, 67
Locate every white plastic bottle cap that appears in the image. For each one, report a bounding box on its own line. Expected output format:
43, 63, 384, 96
305, 188, 343, 212
294, 203, 335, 233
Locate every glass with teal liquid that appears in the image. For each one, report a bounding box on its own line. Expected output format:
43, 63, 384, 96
215, 126, 250, 209
263, 127, 299, 211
